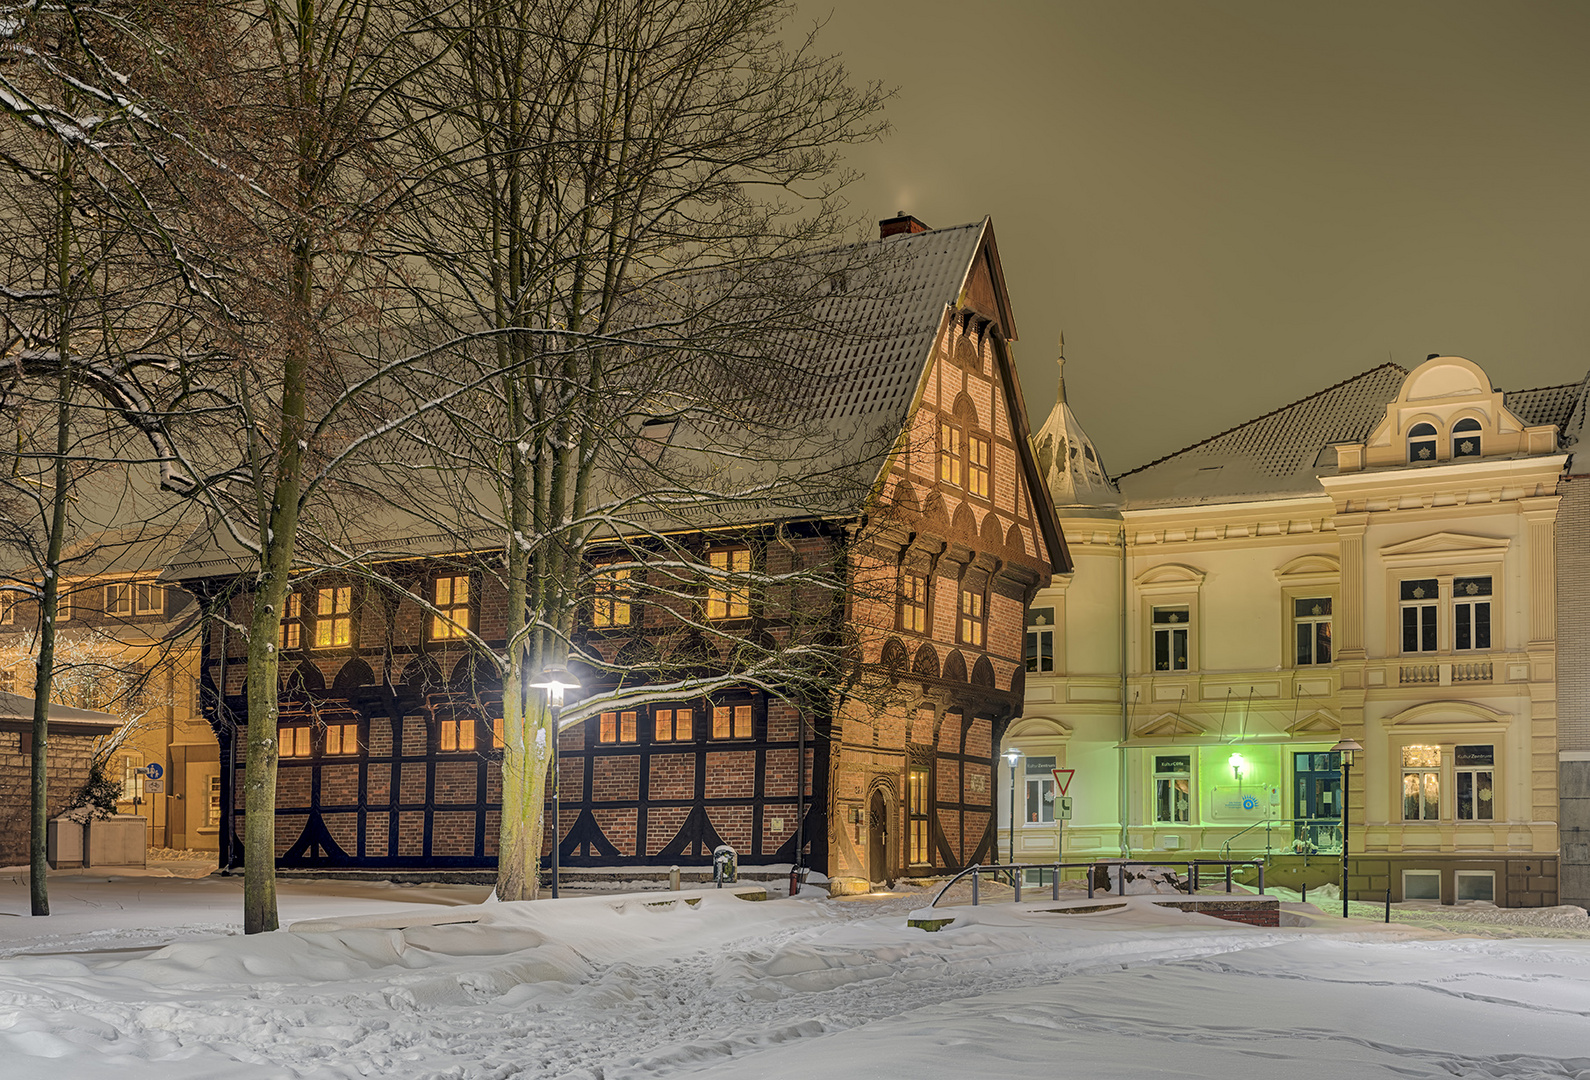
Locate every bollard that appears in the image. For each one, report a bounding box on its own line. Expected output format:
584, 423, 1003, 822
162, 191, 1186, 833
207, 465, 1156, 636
670, 865, 681, 891
1191, 863, 1199, 893
1301, 884, 1307, 904
1052, 863, 1060, 902
1257, 863, 1265, 895
1385, 888, 1391, 923
1225, 863, 1233, 893
972, 868, 980, 906
1118, 863, 1127, 898
1013, 870, 1022, 904
1087, 864, 1095, 899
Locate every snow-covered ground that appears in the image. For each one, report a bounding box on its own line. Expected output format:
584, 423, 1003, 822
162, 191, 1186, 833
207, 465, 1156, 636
3, 866, 1590, 1079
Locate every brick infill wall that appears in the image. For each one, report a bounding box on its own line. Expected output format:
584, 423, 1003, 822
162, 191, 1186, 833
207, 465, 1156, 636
1153, 896, 1280, 927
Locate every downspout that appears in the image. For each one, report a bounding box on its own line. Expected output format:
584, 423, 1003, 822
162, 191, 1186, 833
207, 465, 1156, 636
1118, 522, 1130, 858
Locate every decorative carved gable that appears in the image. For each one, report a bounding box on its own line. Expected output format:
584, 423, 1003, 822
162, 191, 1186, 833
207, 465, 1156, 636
1379, 532, 1510, 565
1286, 710, 1341, 737
1133, 711, 1209, 739
1275, 554, 1340, 583
1387, 700, 1511, 728
1134, 563, 1206, 588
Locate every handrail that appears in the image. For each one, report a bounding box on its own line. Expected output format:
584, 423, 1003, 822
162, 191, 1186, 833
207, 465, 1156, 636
927, 858, 1266, 909
1219, 816, 1341, 860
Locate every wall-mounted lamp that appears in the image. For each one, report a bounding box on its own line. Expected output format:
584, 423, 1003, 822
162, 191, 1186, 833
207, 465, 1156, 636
1229, 752, 1247, 783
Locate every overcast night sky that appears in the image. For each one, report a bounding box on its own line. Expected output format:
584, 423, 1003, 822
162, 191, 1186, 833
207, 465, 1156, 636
799, 0, 1590, 473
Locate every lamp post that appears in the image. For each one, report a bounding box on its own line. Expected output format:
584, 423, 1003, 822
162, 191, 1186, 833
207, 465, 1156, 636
1005, 747, 1022, 867
1331, 737, 1363, 920
530, 666, 581, 899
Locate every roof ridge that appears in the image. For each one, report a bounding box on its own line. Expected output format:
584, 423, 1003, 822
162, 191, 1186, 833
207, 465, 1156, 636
1504, 381, 1579, 396
1117, 362, 1408, 479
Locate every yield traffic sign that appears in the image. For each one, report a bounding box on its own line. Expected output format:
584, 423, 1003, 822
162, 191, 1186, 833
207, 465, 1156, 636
1052, 768, 1074, 797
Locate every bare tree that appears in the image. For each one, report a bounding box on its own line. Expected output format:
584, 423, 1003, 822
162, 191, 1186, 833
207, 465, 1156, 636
381, 0, 890, 900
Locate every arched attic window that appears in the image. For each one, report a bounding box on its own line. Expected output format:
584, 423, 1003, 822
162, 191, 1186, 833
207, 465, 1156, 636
1452, 417, 1482, 459
1407, 422, 1437, 463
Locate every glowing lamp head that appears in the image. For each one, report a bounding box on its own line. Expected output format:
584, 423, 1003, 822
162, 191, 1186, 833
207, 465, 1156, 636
529, 665, 581, 704
1004, 748, 1022, 768
1229, 753, 1247, 781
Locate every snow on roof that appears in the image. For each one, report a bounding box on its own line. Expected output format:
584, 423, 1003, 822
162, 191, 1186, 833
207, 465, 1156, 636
1117, 364, 1408, 506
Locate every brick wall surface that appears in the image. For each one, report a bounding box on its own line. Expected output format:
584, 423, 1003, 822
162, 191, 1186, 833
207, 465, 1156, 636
591, 756, 639, 802
0, 731, 103, 866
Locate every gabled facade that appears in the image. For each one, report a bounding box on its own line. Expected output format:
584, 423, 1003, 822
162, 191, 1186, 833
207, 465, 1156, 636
1014, 355, 1575, 907
183, 216, 1068, 891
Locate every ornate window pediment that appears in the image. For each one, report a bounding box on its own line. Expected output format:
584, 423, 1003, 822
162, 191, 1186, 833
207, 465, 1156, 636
1133, 711, 1209, 739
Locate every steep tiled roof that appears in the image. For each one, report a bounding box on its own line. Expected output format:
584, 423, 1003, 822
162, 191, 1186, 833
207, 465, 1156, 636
1117, 364, 1407, 506
1504, 383, 1580, 431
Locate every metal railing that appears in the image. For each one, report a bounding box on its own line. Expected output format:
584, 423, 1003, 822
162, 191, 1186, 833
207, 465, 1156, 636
926, 858, 1266, 909
1219, 816, 1342, 860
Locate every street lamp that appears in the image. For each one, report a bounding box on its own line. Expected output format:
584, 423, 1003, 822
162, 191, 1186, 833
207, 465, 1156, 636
1005, 747, 1023, 868
530, 665, 581, 899
1330, 737, 1363, 919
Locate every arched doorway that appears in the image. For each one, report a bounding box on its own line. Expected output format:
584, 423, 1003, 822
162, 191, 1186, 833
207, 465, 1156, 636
868, 789, 889, 888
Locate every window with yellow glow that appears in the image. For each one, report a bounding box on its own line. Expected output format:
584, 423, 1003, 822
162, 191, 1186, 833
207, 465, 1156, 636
598, 710, 638, 744
592, 564, 633, 627
711, 704, 753, 740
706, 548, 751, 619
279, 592, 302, 649
438, 717, 476, 752
899, 573, 928, 633
959, 587, 985, 647
968, 435, 990, 498
939, 422, 962, 487
314, 587, 353, 648
1401, 744, 1440, 820
431, 576, 470, 639
324, 723, 359, 755
654, 708, 694, 742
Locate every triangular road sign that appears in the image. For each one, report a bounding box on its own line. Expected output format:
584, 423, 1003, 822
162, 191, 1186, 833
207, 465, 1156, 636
1052, 768, 1075, 797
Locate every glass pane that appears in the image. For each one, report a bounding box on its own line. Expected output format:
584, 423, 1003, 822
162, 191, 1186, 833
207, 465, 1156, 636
1155, 755, 1190, 774
1295, 597, 1331, 618
1401, 579, 1437, 602
1026, 756, 1056, 774
1315, 622, 1331, 664
1153, 607, 1187, 624
1403, 773, 1421, 819
1296, 623, 1312, 666
1475, 770, 1493, 819
1422, 772, 1439, 819
1026, 781, 1041, 823
1172, 628, 1188, 669
1455, 745, 1493, 767
1402, 607, 1418, 652
1457, 771, 1472, 819
1155, 630, 1170, 670
1455, 576, 1492, 597
1474, 603, 1490, 649
1028, 607, 1054, 627
1456, 605, 1471, 651
1421, 607, 1436, 652
1402, 745, 1441, 768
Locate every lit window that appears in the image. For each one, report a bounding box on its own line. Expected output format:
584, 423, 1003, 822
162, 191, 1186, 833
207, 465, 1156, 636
711, 703, 753, 740
1454, 576, 1491, 651
1408, 422, 1437, 462
0, 591, 13, 625
491, 718, 505, 748
1152, 606, 1190, 671
314, 586, 353, 648
1452, 417, 1482, 459
438, 718, 475, 752
106, 582, 133, 617
1401, 744, 1440, 820
959, 587, 985, 647
968, 435, 990, 498
1294, 598, 1332, 666
0, 669, 14, 694
324, 722, 359, 755
1154, 755, 1191, 823
908, 767, 930, 864
899, 573, 928, 633
592, 563, 633, 628
706, 548, 751, 620
1025, 607, 1055, 673
280, 726, 312, 758
207, 775, 222, 827
57, 588, 71, 622
135, 583, 164, 615
120, 755, 145, 800
279, 592, 302, 649
1455, 744, 1494, 821
431, 576, 470, 640
1024, 755, 1057, 824
939, 422, 962, 488
1400, 579, 1438, 653
598, 710, 638, 744
654, 708, 694, 742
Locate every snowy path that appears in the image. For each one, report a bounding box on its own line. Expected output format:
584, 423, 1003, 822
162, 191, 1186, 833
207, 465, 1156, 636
3, 874, 1590, 1079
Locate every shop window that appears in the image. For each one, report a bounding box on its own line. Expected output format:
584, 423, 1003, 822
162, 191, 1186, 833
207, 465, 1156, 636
654, 707, 694, 742
1407, 422, 1437, 463
939, 422, 962, 488
1401, 744, 1440, 820
711, 703, 753, 740
1403, 869, 1441, 901
279, 592, 302, 649
1400, 579, 1438, 653
1452, 417, 1482, 458
598, 710, 638, 744
908, 767, 930, 864
1152, 606, 1190, 671
1024, 755, 1057, 824
1453, 577, 1491, 651
968, 434, 990, 498
899, 572, 929, 634
706, 548, 751, 620
314, 586, 353, 648
324, 722, 359, 755
1154, 754, 1191, 823
1455, 744, 1494, 821
592, 563, 633, 628
959, 586, 985, 648
280, 726, 312, 758
431, 575, 470, 640
1026, 607, 1055, 673
1293, 598, 1332, 666
1454, 870, 1495, 903
106, 582, 133, 617
438, 718, 475, 752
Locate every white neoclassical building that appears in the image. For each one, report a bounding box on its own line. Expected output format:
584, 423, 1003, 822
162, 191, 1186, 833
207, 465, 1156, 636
1009, 352, 1581, 906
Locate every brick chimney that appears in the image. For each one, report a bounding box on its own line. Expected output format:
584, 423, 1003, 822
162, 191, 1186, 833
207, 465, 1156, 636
879, 212, 929, 239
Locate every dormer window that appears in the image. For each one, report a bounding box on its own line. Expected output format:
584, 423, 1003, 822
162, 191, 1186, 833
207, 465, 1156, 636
1408, 423, 1437, 463
1452, 417, 1482, 458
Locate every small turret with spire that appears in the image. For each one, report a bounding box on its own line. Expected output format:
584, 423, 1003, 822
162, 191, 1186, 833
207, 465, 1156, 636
1030, 331, 1120, 510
